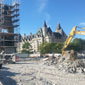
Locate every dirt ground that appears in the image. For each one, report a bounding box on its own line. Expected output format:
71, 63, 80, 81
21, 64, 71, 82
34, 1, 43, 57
0, 58, 85, 85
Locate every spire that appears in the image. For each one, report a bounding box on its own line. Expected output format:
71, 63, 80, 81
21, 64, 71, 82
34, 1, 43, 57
43, 20, 47, 27
56, 22, 61, 30
43, 20, 47, 36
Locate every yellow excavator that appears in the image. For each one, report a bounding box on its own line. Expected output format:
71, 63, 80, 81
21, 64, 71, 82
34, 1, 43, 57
62, 26, 85, 57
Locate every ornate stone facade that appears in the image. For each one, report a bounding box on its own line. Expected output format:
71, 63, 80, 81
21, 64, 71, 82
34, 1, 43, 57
20, 21, 67, 53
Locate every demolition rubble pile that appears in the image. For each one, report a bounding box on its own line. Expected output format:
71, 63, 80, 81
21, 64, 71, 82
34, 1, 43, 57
45, 51, 85, 73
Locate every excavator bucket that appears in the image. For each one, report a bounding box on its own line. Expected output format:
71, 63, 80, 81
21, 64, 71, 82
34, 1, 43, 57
63, 50, 77, 61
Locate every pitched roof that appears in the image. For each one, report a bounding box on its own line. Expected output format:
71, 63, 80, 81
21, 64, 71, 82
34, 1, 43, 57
43, 20, 47, 27
47, 27, 52, 35
56, 23, 61, 30
52, 32, 62, 38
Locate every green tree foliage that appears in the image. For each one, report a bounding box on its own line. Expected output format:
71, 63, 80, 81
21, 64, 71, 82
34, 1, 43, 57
55, 43, 64, 53
39, 42, 63, 54
39, 38, 85, 54
66, 38, 85, 51
21, 42, 32, 54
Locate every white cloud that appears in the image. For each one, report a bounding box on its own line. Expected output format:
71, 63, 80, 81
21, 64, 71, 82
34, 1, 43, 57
37, 0, 48, 12
79, 22, 85, 26
36, 0, 51, 22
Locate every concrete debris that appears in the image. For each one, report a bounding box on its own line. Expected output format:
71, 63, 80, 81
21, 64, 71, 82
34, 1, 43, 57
46, 53, 85, 74
1, 57, 85, 85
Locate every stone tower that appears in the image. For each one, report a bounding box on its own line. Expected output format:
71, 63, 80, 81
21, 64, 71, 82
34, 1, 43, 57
56, 23, 62, 32
56, 23, 67, 37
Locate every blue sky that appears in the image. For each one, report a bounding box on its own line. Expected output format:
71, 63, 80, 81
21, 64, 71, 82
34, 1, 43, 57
20, 0, 85, 38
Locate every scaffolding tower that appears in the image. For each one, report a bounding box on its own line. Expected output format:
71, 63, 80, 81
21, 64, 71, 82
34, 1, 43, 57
0, 0, 20, 53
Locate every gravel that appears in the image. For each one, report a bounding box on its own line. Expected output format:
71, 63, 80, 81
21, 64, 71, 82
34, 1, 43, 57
0, 57, 85, 85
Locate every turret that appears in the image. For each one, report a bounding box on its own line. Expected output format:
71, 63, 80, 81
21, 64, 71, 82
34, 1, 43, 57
56, 23, 67, 37
43, 21, 47, 36
56, 23, 61, 32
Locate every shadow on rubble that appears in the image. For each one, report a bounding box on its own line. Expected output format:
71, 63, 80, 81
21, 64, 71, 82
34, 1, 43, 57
0, 67, 19, 85
2, 67, 10, 70
77, 56, 85, 59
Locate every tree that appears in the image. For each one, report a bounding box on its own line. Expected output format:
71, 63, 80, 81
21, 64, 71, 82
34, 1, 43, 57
21, 42, 32, 54
39, 43, 51, 54
39, 42, 63, 54
66, 38, 85, 52
55, 43, 64, 53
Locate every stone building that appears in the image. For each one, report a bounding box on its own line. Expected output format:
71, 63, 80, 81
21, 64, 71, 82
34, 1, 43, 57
20, 21, 67, 53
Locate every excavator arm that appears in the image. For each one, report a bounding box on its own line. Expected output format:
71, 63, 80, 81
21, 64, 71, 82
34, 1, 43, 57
62, 26, 85, 55
62, 26, 77, 55
75, 31, 85, 35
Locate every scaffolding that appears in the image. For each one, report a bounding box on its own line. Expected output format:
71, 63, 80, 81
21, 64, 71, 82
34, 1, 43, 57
0, 0, 20, 53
